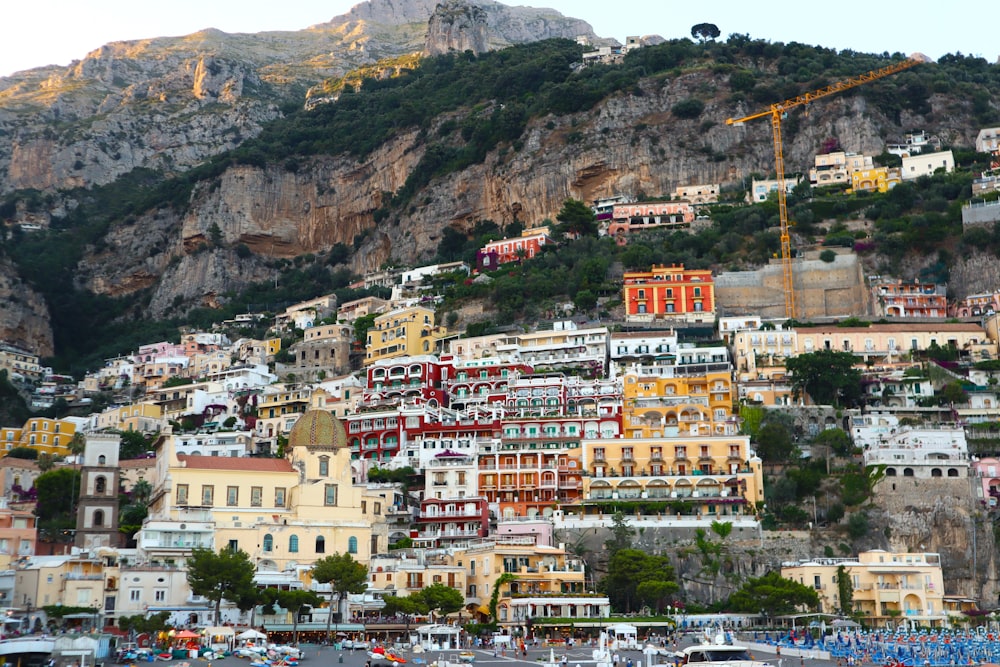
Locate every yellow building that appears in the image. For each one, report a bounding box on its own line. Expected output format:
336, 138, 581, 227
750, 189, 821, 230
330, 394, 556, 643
140, 410, 377, 576
365, 305, 448, 366
0, 417, 87, 456
92, 402, 164, 432
781, 550, 947, 628
580, 435, 764, 518
621, 364, 735, 439
851, 167, 899, 193
444, 537, 608, 626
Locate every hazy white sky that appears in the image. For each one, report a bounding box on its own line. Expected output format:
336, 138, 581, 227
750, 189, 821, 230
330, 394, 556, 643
2, 1, 996, 78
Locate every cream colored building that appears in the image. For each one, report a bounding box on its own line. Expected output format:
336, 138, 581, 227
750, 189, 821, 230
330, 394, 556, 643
732, 323, 996, 386
139, 411, 380, 607
91, 402, 165, 433
579, 436, 763, 519
781, 550, 947, 627
443, 537, 608, 626
901, 150, 954, 180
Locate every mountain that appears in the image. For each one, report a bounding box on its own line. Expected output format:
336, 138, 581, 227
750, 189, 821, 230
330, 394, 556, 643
0, 9, 998, 370
0, 0, 602, 360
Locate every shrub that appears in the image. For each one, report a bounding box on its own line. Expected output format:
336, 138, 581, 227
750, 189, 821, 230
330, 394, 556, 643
819, 249, 837, 263
671, 98, 705, 119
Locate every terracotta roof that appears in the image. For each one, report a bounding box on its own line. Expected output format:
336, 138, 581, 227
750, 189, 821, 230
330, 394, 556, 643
176, 455, 294, 472
119, 459, 156, 469
0, 457, 39, 470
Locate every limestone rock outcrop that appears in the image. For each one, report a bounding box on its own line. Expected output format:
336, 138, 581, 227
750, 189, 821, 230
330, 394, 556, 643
425, 0, 490, 56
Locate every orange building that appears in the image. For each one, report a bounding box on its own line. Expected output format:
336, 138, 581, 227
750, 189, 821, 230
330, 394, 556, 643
623, 264, 715, 323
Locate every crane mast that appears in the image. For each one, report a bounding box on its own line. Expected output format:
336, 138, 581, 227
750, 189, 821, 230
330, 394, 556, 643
726, 54, 928, 319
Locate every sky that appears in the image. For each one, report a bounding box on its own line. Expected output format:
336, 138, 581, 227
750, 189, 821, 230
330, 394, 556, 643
2, 1, 996, 78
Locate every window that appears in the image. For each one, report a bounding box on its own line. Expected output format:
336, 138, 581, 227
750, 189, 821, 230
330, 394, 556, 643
228, 539, 239, 552
251, 486, 262, 507
202, 485, 214, 506
176, 484, 188, 504
155, 590, 166, 602
95, 476, 107, 494
348, 536, 358, 554
374, 502, 381, 515
129, 590, 141, 602
263, 534, 273, 552
275, 487, 286, 507
227, 486, 239, 506
97, 455, 106, 465
324, 484, 338, 506
319, 456, 329, 476
93, 510, 104, 527
315, 536, 326, 553
289, 535, 299, 553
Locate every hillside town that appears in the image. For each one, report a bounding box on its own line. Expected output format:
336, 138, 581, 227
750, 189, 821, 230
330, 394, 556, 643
0, 124, 1000, 645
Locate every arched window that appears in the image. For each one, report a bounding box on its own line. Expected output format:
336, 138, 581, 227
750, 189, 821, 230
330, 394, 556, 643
263, 534, 273, 552
93, 510, 104, 527
315, 536, 326, 554
319, 456, 329, 477
95, 476, 107, 494
289, 535, 299, 553
98, 455, 106, 465
348, 536, 358, 554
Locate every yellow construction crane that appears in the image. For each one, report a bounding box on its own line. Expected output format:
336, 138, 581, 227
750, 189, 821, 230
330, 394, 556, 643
726, 53, 929, 319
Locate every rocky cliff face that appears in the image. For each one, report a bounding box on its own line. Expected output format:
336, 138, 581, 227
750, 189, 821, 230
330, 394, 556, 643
68, 67, 980, 321
0, 257, 52, 357
0, 0, 599, 198
0, 0, 604, 351
425, 0, 490, 56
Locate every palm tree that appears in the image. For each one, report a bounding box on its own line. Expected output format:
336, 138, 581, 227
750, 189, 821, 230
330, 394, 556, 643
68, 432, 87, 457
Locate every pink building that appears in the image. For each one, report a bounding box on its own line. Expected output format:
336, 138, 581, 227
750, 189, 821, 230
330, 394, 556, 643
607, 202, 696, 244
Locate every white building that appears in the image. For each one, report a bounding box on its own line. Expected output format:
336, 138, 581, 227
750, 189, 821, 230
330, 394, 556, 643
976, 127, 1000, 154
851, 412, 968, 478
748, 177, 800, 203
901, 150, 954, 181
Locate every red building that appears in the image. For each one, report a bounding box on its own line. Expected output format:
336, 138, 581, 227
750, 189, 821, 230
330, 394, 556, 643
441, 356, 534, 412
622, 264, 715, 323
476, 228, 552, 271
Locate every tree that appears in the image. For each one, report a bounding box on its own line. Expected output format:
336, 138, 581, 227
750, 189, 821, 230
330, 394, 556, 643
939, 381, 969, 406
785, 349, 863, 407
604, 511, 634, 555
67, 431, 87, 456
690, 23, 721, 42
813, 428, 853, 456
354, 314, 377, 347
35, 467, 80, 541
836, 564, 853, 615
419, 583, 464, 621
574, 289, 598, 313
727, 571, 820, 615
311, 553, 369, 641
381, 595, 427, 617
556, 199, 597, 237
186, 547, 257, 625
119, 479, 153, 544
489, 572, 517, 621
600, 549, 677, 614
755, 421, 796, 463
6, 447, 38, 460
277, 589, 323, 645
116, 429, 153, 460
